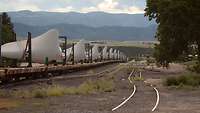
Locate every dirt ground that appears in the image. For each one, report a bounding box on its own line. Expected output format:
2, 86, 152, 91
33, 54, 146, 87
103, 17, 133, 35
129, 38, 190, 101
0, 62, 200, 113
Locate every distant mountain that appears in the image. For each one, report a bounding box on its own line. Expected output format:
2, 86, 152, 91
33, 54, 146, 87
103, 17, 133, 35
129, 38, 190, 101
5, 10, 157, 41
14, 23, 156, 41
8, 10, 156, 27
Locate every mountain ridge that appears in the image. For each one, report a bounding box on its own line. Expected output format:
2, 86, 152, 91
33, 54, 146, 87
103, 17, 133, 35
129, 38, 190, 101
6, 10, 157, 41
14, 22, 156, 41
7, 10, 156, 27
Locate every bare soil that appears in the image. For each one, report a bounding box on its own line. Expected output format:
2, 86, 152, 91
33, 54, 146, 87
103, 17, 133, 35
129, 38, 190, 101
0, 63, 200, 113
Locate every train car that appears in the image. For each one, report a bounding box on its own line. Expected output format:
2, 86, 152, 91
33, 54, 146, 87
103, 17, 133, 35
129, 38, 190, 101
1, 29, 63, 63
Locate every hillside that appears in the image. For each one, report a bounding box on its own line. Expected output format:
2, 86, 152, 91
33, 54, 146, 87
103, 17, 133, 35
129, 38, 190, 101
7, 10, 157, 41
8, 10, 156, 27
14, 23, 156, 41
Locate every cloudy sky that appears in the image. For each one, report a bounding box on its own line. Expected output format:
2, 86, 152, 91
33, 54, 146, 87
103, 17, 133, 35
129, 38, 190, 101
0, 0, 146, 14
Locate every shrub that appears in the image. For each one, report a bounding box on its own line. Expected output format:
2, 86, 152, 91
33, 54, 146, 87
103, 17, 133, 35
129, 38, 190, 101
186, 61, 200, 73
96, 79, 115, 92
33, 89, 47, 98
165, 73, 200, 87
132, 76, 144, 81
46, 85, 65, 97
75, 79, 115, 95
77, 80, 96, 95
192, 63, 200, 73
165, 76, 178, 86
29, 78, 115, 98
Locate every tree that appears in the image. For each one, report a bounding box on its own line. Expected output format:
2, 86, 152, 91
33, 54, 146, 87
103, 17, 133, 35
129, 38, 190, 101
1, 12, 16, 44
0, 12, 17, 67
145, 0, 200, 67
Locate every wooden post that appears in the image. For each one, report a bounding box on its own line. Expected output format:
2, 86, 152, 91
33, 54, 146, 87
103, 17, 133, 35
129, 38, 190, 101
100, 48, 103, 61
12, 32, 18, 67
108, 50, 110, 60
45, 57, 49, 66
14, 32, 17, 41
27, 32, 32, 67
72, 43, 75, 65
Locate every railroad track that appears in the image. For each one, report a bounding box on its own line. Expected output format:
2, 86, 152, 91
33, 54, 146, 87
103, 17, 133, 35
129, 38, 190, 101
0, 61, 123, 84
112, 67, 160, 112
0, 62, 124, 88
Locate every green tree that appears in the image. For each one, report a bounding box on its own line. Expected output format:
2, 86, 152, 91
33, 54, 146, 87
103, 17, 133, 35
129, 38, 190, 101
1, 12, 16, 44
145, 0, 200, 67
1, 12, 17, 67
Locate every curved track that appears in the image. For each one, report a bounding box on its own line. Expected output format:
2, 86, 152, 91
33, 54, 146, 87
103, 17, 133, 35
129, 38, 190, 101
112, 65, 160, 112
112, 85, 136, 111
112, 68, 136, 111
152, 87, 160, 111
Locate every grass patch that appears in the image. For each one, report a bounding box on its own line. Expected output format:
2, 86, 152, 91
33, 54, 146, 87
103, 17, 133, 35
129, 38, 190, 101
33, 89, 48, 98
0, 78, 115, 99
46, 86, 66, 97
132, 76, 144, 81
31, 78, 115, 98
0, 90, 9, 98
65, 78, 115, 95
164, 73, 200, 88
183, 60, 200, 73
129, 76, 144, 84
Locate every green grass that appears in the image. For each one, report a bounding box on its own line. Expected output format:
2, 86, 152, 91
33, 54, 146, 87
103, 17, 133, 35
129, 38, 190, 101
46, 86, 66, 97
0, 78, 115, 99
31, 78, 115, 98
164, 73, 200, 88
33, 89, 48, 98
65, 78, 115, 95
131, 76, 144, 81
107, 41, 157, 48
182, 60, 200, 73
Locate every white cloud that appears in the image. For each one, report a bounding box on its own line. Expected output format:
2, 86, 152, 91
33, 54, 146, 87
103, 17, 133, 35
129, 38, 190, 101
0, 0, 145, 14
48, 6, 74, 12
98, 0, 119, 10
81, 7, 97, 13
126, 6, 144, 14
81, 0, 144, 14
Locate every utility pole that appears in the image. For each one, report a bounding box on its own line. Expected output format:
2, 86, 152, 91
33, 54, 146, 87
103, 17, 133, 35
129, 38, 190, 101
64, 37, 67, 65
27, 32, 32, 67
108, 50, 110, 60
59, 36, 67, 65
72, 43, 75, 65
0, 14, 2, 67
100, 48, 103, 61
